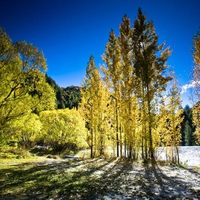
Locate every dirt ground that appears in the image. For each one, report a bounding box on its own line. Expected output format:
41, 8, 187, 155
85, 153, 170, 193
0, 157, 200, 200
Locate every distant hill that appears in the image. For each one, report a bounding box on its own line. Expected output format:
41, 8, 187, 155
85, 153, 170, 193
45, 74, 81, 109
61, 86, 81, 109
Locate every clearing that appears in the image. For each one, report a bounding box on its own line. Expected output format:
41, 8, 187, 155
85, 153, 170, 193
0, 157, 200, 199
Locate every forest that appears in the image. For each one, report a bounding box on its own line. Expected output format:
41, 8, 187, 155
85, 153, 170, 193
0, 9, 200, 162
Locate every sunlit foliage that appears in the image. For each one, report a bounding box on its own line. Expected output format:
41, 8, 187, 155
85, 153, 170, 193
40, 109, 87, 152
164, 75, 183, 163
80, 56, 110, 157
100, 8, 172, 160
0, 28, 56, 145
192, 29, 200, 144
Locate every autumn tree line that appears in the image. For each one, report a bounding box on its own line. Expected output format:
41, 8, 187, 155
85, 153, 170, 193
80, 9, 200, 160
0, 9, 199, 161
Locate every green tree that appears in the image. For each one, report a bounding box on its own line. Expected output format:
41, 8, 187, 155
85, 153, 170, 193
63, 86, 81, 109
181, 105, 194, 146
45, 74, 64, 109
10, 113, 42, 149
184, 120, 193, 146
46, 74, 82, 110
0, 28, 56, 144
40, 109, 87, 152
30, 73, 56, 114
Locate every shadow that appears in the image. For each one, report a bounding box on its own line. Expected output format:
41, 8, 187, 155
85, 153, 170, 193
0, 158, 200, 199
143, 160, 200, 199
0, 158, 117, 199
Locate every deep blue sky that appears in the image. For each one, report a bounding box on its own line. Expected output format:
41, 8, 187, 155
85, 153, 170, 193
1, 0, 200, 106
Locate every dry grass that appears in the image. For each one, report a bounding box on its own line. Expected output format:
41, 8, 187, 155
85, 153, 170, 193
0, 157, 200, 199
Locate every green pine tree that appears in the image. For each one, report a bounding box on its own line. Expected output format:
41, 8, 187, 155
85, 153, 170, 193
184, 120, 193, 146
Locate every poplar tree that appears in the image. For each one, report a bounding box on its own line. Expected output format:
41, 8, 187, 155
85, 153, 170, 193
166, 76, 183, 163
81, 56, 108, 157
118, 15, 139, 158
132, 8, 172, 160
192, 29, 200, 143
102, 30, 122, 157
192, 102, 200, 144
192, 29, 200, 99
157, 97, 169, 147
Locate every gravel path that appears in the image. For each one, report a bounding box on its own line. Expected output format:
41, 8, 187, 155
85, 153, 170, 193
82, 159, 200, 200
156, 146, 200, 167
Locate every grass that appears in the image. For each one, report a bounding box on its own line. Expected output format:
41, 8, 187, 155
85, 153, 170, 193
0, 155, 200, 199
0, 156, 144, 199
0, 145, 48, 165
0, 157, 119, 199
0, 156, 46, 165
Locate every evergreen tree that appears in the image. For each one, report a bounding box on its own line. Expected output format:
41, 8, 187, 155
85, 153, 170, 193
184, 120, 193, 146
181, 105, 194, 146
45, 74, 63, 109
46, 74, 82, 110
64, 86, 81, 109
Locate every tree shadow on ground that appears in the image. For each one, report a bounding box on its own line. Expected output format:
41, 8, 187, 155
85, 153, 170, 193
0, 158, 199, 199
143, 161, 200, 199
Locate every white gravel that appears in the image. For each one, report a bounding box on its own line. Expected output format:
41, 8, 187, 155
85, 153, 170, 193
156, 146, 200, 167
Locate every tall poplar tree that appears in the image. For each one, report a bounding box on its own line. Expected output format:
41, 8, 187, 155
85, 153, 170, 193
81, 56, 108, 157
192, 29, 200, 99
166, 75, 183, 163
132, 8, 172, 160
118, 15, 139, 158
192, 29, 200, 143
192, 101, 200, 144
102, 30, 122, 157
